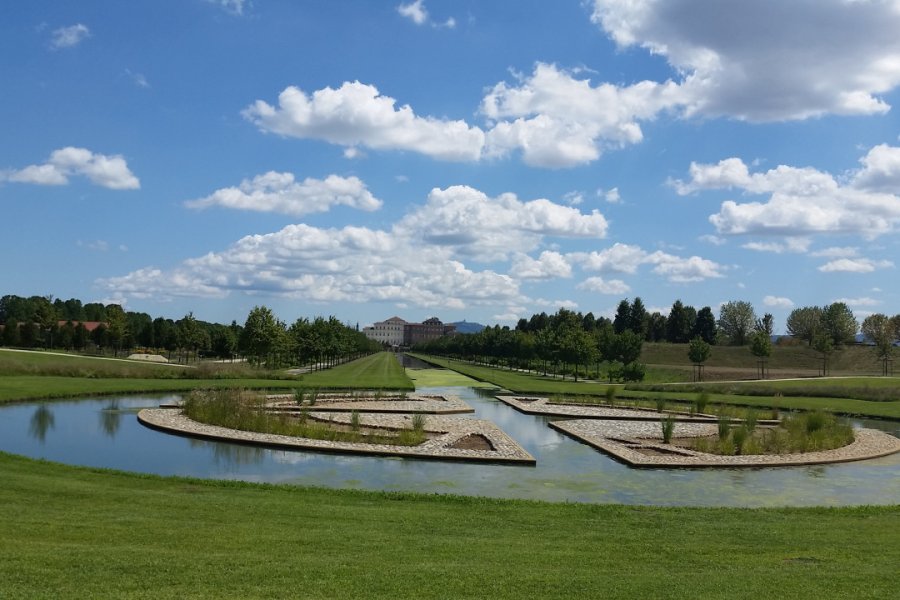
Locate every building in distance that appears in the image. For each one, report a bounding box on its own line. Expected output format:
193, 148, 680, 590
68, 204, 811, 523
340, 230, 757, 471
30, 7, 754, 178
363, 316, 456, 349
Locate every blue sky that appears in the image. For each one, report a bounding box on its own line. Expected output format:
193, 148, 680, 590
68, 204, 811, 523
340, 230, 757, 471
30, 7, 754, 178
2, 0, 900, 332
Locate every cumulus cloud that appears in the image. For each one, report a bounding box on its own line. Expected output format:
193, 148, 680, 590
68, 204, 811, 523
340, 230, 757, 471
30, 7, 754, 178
184, 172, 382, 216
851, 144, 900, 193
818, 258, 894, 273
763, 295, 794, 308
810, 246, 859, 259
673, 149, 900, 239
591, 0, 900, 121
243, 81, 484, 162
50, 24, 90, 49
98, 223, 521, 309
576, 276, 630, 295
510, 251, 572, 280
570, 242, 725, 283
99, 184, 610, 309
396, 185, 608, 261
482, 63, 682, 167
2, 147, 140, 190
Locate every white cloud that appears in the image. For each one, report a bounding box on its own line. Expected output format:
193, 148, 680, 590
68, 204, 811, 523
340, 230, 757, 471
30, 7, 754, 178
602, 187, 621, 203
832, 296, 881, 307
397, 1, 456, 29
576, 276, 630, 295
699, 234, 726, 246
810, 246, 859, 259
396, 185, 608, 261
532, 298, 579, 310
397, 1, 428, 25
2, 147, 140, 190
50, 24, 90, 49
741, 237, 810, 254
98, 223, 523, 309
563, 191, 584, 205
763, 295, 794, 309
818, 258, 894, 273
481, 63, 682, 168
510, 251, 572, 280
244, 81, 484, 162
571, 242, 724, 283
673, 151, 900, 238
78, 240, 109, 252
851, 144, 900, 193
591, 0, 900, 121
184, 172, 382, 216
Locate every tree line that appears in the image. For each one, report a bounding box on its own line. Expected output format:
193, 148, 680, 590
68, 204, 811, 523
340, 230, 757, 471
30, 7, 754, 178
414, 298, 900, 380
0, 294, 380, 368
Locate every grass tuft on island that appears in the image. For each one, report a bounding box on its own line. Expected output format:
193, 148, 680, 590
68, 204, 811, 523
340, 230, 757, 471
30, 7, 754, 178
183, 388, 426, 446
690, 411, 854, 456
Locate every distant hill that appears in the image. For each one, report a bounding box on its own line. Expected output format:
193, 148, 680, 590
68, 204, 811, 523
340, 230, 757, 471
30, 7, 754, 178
450, 320, 485, 334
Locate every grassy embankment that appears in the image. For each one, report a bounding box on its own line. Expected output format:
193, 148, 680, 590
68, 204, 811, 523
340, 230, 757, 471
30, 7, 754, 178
0, 350, 412, 404
1, 451, 897, 599
411, 354, 900, 419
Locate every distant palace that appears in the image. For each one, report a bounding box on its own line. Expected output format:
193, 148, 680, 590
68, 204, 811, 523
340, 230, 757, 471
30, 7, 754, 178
362, 316, 456, 348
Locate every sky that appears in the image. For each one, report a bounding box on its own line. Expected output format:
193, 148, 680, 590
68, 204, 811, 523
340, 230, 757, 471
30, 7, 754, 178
2, 0, 900, 332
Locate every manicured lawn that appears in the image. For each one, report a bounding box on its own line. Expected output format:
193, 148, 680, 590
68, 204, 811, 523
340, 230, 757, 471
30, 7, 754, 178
414, 355, 900, 419
1, 451, 897, 599
0, 353, 412, 404
301, 352, 413, 390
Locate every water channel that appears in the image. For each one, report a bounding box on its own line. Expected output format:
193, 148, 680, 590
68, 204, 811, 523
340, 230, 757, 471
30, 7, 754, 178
2, 378, 898, 507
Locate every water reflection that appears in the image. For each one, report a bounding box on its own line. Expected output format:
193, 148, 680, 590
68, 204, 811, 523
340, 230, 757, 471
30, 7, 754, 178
28, 405, 55, 443
188, 438, 265, 467
99, 401, 122, 438
0, 390, 898, 507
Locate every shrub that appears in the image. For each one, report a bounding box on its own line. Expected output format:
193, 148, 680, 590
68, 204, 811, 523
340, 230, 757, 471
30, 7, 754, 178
695, 392, 709, 414
605, 386, 616, 406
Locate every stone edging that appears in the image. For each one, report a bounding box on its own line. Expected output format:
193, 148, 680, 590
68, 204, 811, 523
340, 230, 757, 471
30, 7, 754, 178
549, 419, 900, 468
266, 393, 474, 415
137, 409, 535, 466
498, 395, 736, 423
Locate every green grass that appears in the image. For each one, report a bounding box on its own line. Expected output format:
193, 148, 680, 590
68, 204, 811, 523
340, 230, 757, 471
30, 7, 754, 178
414, 354, 900, 419
0, 451, 896, 599
301, 352, 413, 390
406, 367, 494, 388
0, 352, 412, 405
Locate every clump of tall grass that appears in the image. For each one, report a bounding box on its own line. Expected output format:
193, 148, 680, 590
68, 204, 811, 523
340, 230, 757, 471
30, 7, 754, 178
694, 411, 853, 456
717, 415, 731, 441
694, 392, 709, 414
661, 416, 675, 444
655, 398, 666, 412
605, 386, 616, 407
182, 389, 424, 446
350, 410, 360, 432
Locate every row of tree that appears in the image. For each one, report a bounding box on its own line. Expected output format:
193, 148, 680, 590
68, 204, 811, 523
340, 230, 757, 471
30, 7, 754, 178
0, 294, 380, 367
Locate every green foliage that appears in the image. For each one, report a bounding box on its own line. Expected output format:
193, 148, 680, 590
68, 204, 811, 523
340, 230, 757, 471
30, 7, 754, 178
411, 412, 426, 434
661, 416, 675, 444
655, 398, 666, 412
694, 392, 709, 414
718, 300, 756, 346
350, 410, 360, 432
605, 385, 616, 406
749, 331, 772, 359
687, 336, 711, 364
821, 302, 858, 347
717, 415, 731, 441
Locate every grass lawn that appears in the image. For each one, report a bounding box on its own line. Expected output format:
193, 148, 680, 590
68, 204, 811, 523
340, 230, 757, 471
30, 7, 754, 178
301, 352, 413, 390
414, 355, 900, 419
1, 451, 897, 599
0, 352, 412, 404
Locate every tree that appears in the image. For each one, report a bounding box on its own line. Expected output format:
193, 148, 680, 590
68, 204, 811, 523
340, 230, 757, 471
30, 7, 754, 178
785, 306, 823, 345
755, 313, 774, 336
718, 300, 756, 346
687, 336, 711, 382
105, 305, 128, 356
645, 312, 667, 342
749, 331, 772, 379
812, 333, 834, 376
691, 306, 717, 344
2, 319, 21, 346
666, 300, 693, 343
820, 302, 857, 346
628, 297, 648, 338
240, 306, 285, 367
861, 313, 895, 375
613, 299, 631, 334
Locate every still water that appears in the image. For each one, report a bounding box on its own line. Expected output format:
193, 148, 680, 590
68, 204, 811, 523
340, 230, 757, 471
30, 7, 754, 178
2, 386, 898, 507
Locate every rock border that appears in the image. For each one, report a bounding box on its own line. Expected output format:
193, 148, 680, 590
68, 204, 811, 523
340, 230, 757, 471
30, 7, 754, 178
137, 408, 535, 466
549, 419, 900, 468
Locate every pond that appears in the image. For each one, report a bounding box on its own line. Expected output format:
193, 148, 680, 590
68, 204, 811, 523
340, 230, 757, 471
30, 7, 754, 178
2, 386, 898, 507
